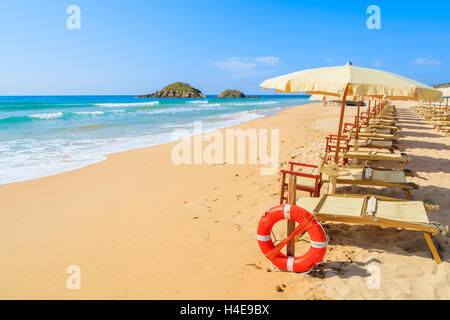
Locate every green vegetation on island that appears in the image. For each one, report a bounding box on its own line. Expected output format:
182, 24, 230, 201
138, 82, 206, 98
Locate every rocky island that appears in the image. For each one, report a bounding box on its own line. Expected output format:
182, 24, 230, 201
217, 90, 247, 98
138, 82, 206, 98
217, 90, 259, 98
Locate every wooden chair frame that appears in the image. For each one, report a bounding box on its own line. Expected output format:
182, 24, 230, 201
283, 173, 447, 264
280, 162, 323, 202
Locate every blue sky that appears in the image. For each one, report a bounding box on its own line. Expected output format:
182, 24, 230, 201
0, 0, 449, 95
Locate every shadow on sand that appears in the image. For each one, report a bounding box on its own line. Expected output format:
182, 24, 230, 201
399, 131, 442, 138
400, 140, 450, 151
309, 223, 449, 279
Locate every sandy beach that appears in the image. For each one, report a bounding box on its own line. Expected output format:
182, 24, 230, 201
0, 101, 449, 300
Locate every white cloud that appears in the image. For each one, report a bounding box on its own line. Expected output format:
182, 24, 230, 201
373, 60, 384, 68
253, 56, 280, 67
413, 58, 442, 67
325, 58, 334, 63
211, 56, 280, 77
211, 57, 257, 73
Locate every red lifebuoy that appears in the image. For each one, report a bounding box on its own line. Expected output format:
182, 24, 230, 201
257, 204, 328, 273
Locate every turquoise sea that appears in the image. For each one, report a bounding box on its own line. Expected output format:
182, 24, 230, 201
0, 95, 310, 185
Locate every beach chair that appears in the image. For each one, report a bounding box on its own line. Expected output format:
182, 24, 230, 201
432, 116, 450, 131
442, 126, 450, 136
321, 165, 419, 200
359, 114, 400, 131
282, 159, 418, 200
295, 193, 447, 264
325, 136, 410, 169
362, 114, 397, 127
342, 121, 399, 140
330, 133, 399, 153
344, 122, 392, 135
324, 135, 350, 165
355, 131, 399, 140
343, 151, 410, 169
352, 139, 399, 153
280, 161, 324, 201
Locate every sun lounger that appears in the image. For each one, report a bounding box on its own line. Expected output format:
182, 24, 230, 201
359, 127, 392, 134
442, 126, 450, 136
351, 139, 398, 153
325, 137, 410, 168
327, 134, 399, 153
366, 123, 399, 131
364, 115, 397, 126
433, 120, 450, 131
344, 122, 397, 135
280, 161, 324, 200
295, 193, 447, 264
342, 150, 409, 167
283, 159, 417, 200
322, 166, 418, 199
356, 131, 398, 140
350, 139, 398, 152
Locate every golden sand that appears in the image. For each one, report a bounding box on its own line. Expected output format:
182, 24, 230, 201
0, 101, 448, 299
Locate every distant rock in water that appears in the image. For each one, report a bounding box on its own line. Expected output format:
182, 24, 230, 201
138, 82, 206, 98
217, 90, 247, 98
432, 83, 450, 89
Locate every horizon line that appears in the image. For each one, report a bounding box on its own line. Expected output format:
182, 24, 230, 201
0, 93, 310, 97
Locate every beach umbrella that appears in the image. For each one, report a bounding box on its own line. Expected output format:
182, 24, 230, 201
260, 63, 443, 163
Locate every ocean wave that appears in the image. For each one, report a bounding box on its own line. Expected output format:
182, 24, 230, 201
187, 100, 209, 104
29, 112, 64, 120
217, 110, 261, 120
223, 101, 278, 107
141, 105, 227, 115
94, 101, 159, 107
73, 111, 104, 116
0, 109, 127, 123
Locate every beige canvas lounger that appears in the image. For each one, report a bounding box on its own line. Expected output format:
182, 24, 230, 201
296, 194, 447, 264
366, 123, 399, 131
329, 138, 398, 152
368, 118, 397, 126
344, 151, 409, 160
352, 139, 398, 153
342, 151, 410, 169
359, 127, 393, 134
366, 124, 399, 131
356, 131, 398, 140
322, 166, 418, 199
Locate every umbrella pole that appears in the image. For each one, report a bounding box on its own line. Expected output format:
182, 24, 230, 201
334, 85, 349, 164
356, 100, 361, 140
446, 97, 448, 113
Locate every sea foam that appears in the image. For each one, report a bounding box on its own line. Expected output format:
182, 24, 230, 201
94, 101, 159, 107
29, 112, 64, 120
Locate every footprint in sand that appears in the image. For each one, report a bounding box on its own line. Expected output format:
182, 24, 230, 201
232, 210, 243, 217
246, 263, 262, 270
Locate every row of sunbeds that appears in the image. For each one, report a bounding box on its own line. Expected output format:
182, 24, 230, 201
278, 102, 447, 264
412, 102, 450, 136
